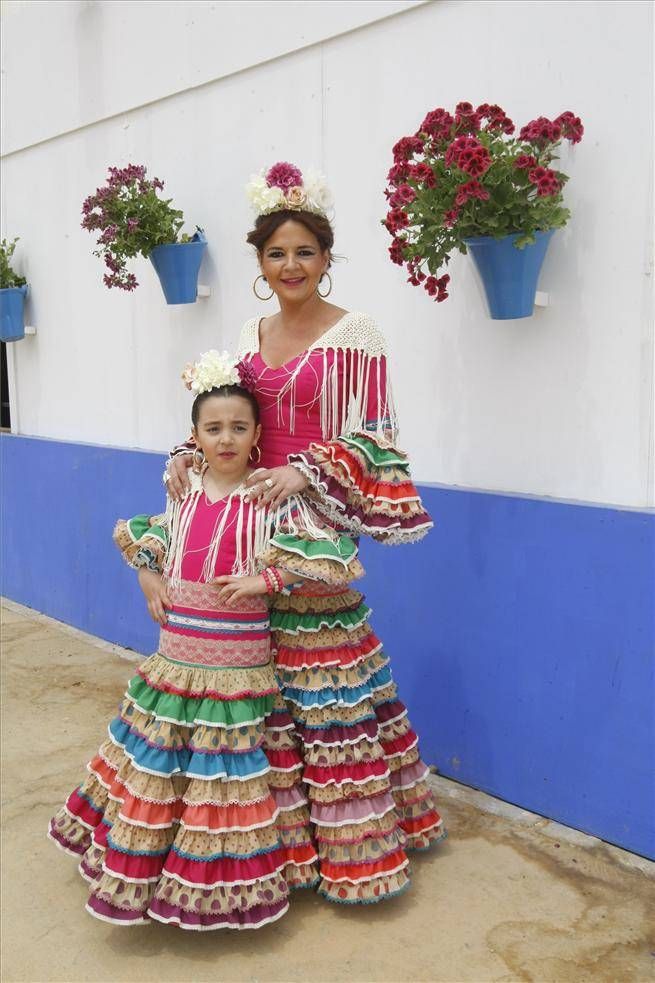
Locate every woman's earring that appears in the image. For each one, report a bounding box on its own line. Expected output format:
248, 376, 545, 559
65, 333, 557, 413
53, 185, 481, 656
249, 444, 262, 465
253, 275, 274, 301
317, 271, 333, 298
192, 449, 205, 474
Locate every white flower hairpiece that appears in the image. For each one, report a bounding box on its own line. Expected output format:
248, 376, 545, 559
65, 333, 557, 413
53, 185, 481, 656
182, 350, 256, 395
245, 161, 333, 218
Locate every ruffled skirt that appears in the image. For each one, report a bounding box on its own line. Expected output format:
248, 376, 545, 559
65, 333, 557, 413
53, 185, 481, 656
271, 581, 445, 904
48, 592, 318, 930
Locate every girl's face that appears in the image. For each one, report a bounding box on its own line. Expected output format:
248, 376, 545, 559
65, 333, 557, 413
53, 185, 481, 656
259, 220, 329, 305
192, 394, 261, 478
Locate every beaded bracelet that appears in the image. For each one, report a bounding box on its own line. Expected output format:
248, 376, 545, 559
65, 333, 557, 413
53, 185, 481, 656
262, 566, 285, 594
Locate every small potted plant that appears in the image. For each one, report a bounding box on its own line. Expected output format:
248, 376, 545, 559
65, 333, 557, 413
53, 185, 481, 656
0, 238, 28, 342
81, 164, 206, 304
383, 103, 584, 319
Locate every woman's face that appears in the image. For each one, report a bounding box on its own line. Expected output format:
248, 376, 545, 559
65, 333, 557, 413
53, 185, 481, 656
259, 220, 329, 305
192, 394, 261, 477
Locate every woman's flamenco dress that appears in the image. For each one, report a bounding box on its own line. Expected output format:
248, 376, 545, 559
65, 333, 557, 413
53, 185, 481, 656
237, 312, 448, 904
48, 496, 322, 929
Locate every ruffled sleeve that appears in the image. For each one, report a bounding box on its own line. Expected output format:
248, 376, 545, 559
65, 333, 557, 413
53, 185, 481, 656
289, 433, 432, 544
287, 316, 433, 545
113, 513, 169, 572
257, 498, 364, 585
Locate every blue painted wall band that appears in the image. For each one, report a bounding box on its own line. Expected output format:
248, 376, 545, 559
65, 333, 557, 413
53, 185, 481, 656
1, 433, 653, 859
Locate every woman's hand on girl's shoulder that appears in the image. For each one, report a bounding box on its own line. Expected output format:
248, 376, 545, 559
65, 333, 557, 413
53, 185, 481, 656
166, 453, 193, 502
137, 568, 172, 626
245, 465, 308, 510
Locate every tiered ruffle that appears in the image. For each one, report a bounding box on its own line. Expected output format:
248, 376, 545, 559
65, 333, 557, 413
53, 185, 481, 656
48, 653, 318, 929
289, 432, 433, 545
270, 580, 445, 904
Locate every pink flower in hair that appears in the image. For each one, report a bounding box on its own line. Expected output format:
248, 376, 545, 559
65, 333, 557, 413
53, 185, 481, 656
237, 359, 258, 394
266, 162, 303, 191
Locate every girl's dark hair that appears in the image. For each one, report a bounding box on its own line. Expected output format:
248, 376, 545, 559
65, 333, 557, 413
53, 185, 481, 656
246, 210, 334, 267
191, 385, 260, 428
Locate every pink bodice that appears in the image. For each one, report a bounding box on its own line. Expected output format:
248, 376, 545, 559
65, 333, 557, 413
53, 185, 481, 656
250, 351, 326, 468
178, 492, 254, 581
250, 348, 388, 469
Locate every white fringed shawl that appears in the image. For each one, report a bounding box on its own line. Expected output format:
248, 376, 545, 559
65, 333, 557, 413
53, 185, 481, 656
163, 469, 335, 588
237, 312, 399, 444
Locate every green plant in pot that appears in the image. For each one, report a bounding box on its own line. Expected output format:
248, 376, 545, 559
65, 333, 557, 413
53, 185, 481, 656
383, 103, 584, 318
0, 238, 28, 342
81, 164, 206, 303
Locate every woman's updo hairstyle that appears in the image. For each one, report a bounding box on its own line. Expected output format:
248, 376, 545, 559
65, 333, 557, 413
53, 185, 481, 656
191, 385, 260, 428
246, 209, 334, 268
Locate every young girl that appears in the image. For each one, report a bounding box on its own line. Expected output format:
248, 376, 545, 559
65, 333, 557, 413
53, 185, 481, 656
48, 350, 363, 930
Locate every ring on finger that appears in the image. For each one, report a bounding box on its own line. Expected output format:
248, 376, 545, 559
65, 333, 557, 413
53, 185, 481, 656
264, 478, 274, 489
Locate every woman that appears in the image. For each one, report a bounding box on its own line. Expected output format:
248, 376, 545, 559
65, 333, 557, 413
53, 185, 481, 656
168, 162, 445, 904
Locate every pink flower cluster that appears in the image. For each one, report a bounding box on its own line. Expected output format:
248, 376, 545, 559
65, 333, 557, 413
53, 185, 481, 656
528, 166, 561, 197
266, 162, 303, 190
519, 112, 584, 146
405, 259, 450, 302
454, 179, 490, 207
445, 136, 492, 178
237, 359, 258, 394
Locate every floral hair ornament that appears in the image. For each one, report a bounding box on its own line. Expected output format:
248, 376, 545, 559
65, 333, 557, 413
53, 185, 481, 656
245, 161, 334, 218
182, 350, 257, 395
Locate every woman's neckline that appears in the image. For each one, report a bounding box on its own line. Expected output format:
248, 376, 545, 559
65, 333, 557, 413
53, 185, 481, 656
255, 310, 351, 371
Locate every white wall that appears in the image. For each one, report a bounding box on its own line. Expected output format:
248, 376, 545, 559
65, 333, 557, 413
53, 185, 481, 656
2, 0, 654, 509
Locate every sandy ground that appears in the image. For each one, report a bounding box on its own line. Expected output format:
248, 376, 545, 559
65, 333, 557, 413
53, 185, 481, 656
1, 599, 654, 983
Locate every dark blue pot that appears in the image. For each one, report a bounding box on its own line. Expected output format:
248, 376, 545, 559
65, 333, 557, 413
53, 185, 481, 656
149, 230, 206, 305
0, 285, 27, 342
464, 230, 554, 319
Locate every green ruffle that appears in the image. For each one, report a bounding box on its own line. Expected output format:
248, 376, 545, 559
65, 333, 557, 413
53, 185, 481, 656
338, 434, 410, 471
126, 677, 276, 727
126, 514, 168, 548
269, 533, 357, 566
270, 601, 371, 634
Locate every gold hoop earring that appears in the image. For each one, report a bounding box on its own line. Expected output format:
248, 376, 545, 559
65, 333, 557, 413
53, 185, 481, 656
317, 272, 333, 298
192, 449, 205, 474
253, 275, 274, 301
249, 444, 261, 465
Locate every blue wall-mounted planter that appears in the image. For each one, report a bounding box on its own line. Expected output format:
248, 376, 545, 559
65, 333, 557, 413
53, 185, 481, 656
465, 230, 554, 319
0, 285, 27, 342
149, 230, 206, 305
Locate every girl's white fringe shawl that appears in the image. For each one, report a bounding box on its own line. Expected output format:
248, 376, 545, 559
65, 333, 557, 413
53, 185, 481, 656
237, 312, 399, 445
163, 470, 335, 588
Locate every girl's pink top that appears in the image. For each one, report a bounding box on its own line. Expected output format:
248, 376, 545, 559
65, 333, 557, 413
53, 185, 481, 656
179, 492, 254, 581
250, 347, 387, 470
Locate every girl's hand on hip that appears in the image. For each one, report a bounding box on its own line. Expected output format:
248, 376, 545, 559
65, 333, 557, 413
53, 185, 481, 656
212, 575, 268, 607
245, 465, 308, 510
166, 453, 193, 502
137, 568, 172, 626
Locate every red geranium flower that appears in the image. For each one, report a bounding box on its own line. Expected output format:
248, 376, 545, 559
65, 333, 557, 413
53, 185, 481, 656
514, 154, 537, 170
409, 162, 437, 188
392, 136, 425, 163
555, 111, 584, 144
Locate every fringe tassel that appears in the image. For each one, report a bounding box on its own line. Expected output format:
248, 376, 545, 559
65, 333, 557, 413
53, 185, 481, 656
163, 470, 335, 587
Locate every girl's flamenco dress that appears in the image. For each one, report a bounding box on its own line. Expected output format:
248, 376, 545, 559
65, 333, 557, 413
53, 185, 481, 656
48, 478, 361, 929
237, 311, 446, 904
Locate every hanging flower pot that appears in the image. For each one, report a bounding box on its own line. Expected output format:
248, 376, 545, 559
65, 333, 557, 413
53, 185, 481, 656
464, 229, 554, 319
0, 238, 28, 342
81, 164, 205, 301
0, 285, 28, 342
382, 102, 583, 313
149, 230, 207, 304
